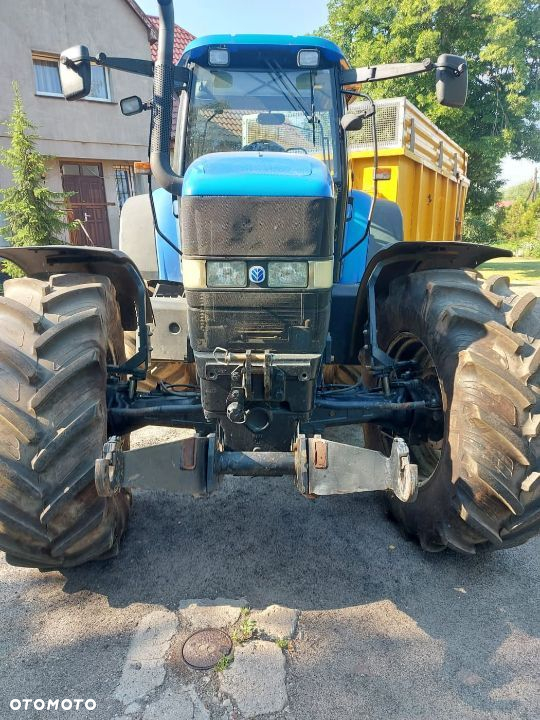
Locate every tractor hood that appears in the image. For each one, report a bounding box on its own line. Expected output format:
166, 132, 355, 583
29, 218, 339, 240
182, 152, 333, 198
179, 150, 335, 415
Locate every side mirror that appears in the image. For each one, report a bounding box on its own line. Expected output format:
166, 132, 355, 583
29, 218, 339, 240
436, 54, 468, 107
59, 45, 92, 100
121, 96, 144, 116
341, 113, 364, 132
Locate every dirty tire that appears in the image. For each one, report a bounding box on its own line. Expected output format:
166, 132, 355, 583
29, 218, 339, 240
0, 273, 130, 569
364, 270, 540, 554
124, 330, 196, 391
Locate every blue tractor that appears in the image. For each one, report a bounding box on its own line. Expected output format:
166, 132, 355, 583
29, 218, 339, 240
0, 0, 538, 569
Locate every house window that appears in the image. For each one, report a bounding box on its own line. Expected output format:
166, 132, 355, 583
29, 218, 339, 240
61, 163, 102, 177
88, 65, 110, 101
32, 52, 111, 101
33, 57, 62, 96
114, 165, 135, 210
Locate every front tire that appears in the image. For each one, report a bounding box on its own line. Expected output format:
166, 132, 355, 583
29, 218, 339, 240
0, 273, 130, 569
364, 269, 540, 553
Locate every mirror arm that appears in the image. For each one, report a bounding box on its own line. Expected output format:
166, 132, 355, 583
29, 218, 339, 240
95, 54, 154, 78
93, 53, 190, 86
341, 59, 434, 86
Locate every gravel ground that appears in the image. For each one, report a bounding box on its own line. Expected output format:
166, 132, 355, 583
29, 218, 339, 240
0, 421, 539, 720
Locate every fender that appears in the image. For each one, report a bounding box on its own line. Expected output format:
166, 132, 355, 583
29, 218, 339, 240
0, 245, 152, 376
349, 241, 512, 363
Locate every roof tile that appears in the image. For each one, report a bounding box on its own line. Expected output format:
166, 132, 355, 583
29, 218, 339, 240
147, 15, 195, 63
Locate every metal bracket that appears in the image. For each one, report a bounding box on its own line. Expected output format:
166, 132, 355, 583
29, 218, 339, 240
95, 433, 417, 503
95, 436, 124, 497
294, 434, 309, 494
306, 435, 418, 502
387, 437, 419, 502
95, 435, 208, 496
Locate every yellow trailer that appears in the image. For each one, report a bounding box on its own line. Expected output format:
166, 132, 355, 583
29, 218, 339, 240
347, 97, 469, 241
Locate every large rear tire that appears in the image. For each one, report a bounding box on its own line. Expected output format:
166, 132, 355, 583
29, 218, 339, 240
364, 270, 540, 553
0, 273, 130, 569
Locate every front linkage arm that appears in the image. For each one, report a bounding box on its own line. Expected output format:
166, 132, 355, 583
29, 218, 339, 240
103, 370, 432, 500
95, 433, 418, 503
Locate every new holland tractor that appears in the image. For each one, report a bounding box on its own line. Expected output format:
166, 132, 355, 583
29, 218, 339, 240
1, 0, 539, 569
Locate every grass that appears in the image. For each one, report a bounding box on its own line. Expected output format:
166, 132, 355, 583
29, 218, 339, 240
214, 655, 233, 672
231, 616, 257, 644
275, 638, 291, 650
479, 256, 540, 285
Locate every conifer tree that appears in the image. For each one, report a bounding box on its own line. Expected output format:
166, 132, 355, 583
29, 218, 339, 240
0, 82, 76, 276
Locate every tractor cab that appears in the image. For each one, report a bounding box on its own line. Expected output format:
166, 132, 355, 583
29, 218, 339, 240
176, 35, 346, 176
169, 35, 349, 277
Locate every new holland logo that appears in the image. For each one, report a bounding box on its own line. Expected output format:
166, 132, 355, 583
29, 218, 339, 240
249, 266, 265, 284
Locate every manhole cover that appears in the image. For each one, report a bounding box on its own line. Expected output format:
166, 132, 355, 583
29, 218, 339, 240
182, 629, 232, 670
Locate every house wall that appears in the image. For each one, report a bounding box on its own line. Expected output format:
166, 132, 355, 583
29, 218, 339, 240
0, 0, 154, 248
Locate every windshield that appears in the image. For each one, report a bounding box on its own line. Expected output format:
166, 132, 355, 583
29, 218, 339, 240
181, 66, 339, 178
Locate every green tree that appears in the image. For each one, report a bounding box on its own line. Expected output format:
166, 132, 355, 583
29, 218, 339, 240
317, 0, 540, 216
500, 197, 540, 253
0, 83, 76, 277
462, 207, 501, 244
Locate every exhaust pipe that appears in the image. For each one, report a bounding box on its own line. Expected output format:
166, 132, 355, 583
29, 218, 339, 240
151, 0, 183, 195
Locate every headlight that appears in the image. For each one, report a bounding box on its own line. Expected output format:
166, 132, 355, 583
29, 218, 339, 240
297, 49, 319, 68
268, 262, 308, 288
206, 260, 247, 287
208, 48, 230, 66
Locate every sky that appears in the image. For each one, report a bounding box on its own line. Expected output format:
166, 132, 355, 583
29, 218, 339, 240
135, 0, 328, 36
136, 0, 536, 188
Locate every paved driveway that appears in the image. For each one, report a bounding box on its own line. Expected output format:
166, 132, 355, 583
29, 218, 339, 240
1, 422, 539, 720
1, 284, 539, 720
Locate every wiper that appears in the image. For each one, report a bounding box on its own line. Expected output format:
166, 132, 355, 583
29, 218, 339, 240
199, 104, 224, 155
308, 69, 317, 146
269, 61, 319, 146
265, 60, 312, 124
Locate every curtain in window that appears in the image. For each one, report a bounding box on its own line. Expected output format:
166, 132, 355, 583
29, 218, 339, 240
33, 60, 62, 94
88, 66, 109, 100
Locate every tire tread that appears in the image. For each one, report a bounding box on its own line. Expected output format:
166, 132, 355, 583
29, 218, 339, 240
0, 274, 130, 569
371, 269, 540, 553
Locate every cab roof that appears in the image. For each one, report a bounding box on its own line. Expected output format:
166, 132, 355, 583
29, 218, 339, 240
181, 34, 348, 68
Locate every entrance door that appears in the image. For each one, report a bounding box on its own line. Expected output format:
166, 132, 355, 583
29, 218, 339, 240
61, 162, 112, 247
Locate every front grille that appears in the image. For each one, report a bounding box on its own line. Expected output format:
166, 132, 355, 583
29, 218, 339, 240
181, 196, 335, 257
185, 289, 331, 353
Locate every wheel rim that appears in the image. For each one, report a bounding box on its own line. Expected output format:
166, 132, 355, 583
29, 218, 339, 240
385, 333, 445, 485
